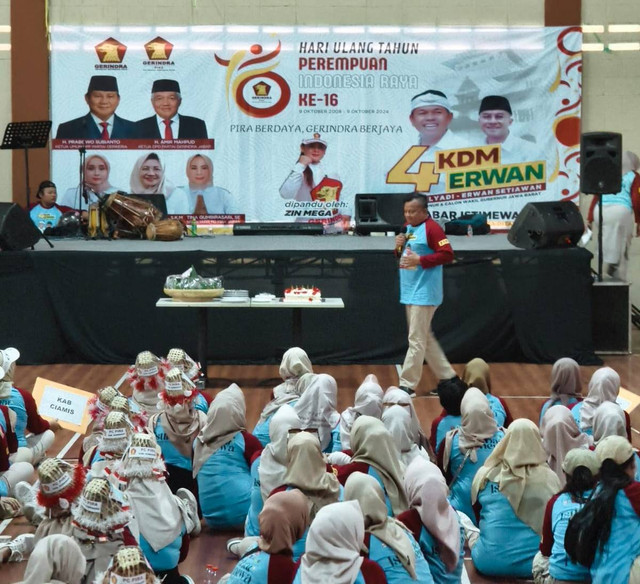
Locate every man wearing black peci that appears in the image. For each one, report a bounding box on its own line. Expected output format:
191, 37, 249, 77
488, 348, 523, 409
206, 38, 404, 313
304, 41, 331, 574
56, 75, 136, 140
135, 79, 208, 140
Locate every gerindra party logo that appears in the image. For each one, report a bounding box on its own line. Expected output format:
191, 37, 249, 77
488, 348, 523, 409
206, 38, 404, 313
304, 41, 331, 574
215, 41, 291, 118
144, 37, 174, 61
94, 37, 127, 70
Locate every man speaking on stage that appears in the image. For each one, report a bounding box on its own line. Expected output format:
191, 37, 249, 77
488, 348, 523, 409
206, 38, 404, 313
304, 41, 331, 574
395, 194, 458, 397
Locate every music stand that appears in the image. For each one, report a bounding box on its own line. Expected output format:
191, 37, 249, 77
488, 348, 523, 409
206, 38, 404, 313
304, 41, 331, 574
1, 121, 52, 209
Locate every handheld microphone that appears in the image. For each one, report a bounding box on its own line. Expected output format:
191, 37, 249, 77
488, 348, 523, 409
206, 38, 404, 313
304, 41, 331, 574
396, 224, 407, 256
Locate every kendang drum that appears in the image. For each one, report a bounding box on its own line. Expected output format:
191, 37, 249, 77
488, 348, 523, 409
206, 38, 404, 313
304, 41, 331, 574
104, 192, 163, 238
146, 219, 185, 241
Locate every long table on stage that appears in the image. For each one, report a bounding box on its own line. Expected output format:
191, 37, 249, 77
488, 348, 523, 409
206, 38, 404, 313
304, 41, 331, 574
0, 233, 599, 366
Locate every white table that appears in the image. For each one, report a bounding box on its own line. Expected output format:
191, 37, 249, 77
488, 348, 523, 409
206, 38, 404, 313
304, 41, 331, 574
156, 297, 344, 383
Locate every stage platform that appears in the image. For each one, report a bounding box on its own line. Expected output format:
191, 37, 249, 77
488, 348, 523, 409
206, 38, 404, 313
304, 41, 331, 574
1, 233, 599, 366
29, 232, 516, 255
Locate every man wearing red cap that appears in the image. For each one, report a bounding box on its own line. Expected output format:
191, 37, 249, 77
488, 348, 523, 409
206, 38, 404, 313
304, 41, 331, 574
55, 75, 136, 140
136, 79, 208, 139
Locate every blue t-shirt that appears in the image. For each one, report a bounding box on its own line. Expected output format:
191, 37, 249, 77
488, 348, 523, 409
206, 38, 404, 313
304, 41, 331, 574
154, 417, 192, 471
196, 431, 252, 529
369, 531, 433, 584
591, 486, 640, 584
30, 204, 63, 232
539, 397, 580, 426
548, 491, 591, 582
194, 392, 208, 413
139, 525, 185, 572
227, 550, 271, 584
323, 424, 342, 454
486, 394, 507, 427
471, 480, 540, 578
0, 387, 28, 447
253, 399, 299, 448
399, 219, 444, 306
417, 520, 465, 584
447, 430, 504, 525
434, 415, 461, 452
601, 171, 636, 209
570, 402, 593, 436
245, 455, 263, 537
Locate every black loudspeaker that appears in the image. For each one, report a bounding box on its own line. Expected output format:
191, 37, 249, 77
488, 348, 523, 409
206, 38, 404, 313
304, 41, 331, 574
581, 132, 622, 194
0, 203, 42, 251
507, 201, 584, 249
354, 193, 409, 235
233, 222, 323, 236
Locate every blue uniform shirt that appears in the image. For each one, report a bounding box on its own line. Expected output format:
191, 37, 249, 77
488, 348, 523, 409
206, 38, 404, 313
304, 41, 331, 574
399, 220, 444, 306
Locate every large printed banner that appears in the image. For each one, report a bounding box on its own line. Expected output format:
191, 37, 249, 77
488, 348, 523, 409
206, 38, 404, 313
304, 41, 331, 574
50, 25, 582, 230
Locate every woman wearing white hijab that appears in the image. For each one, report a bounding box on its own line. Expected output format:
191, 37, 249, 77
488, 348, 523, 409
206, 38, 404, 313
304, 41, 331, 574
539, 357, 583, 425
382, 405, 430, 467
258, 405, 301, 501
439, 388, 505, 524
270, 431, 342, 560
119, 433, 198, 584
571, 367, 628, 438
294, 373, 341, 453
345, 471, 434, 584
129, 152, 175, 196
470, 419, 561, 578
337, 416, 408, 516
540, 405, 591, 487
18, 534, 86, 584
383, 387, 432, 458
292, 500, 387, 584
193, 383, 263, 529
398, 457, 464, 584
592, 401, 640, 481
253, 347, 313, 447
340, 375, 384, 450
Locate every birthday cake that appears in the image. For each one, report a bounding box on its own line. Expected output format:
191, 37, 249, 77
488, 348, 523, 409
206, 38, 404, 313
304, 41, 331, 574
284, 286, 322, 303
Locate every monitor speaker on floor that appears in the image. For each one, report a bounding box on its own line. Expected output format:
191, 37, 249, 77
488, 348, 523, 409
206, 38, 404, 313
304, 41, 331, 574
0, 203, 42, 251
507, 201, 584, 250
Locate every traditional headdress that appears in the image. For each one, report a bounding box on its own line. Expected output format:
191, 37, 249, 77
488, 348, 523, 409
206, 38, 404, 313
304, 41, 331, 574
37, 457, 86, 510
98, 546, 160, 584
164, 348, 200, 382
99, 411, 133, 456
118, 432, 164, 479
72, 477, 131, 534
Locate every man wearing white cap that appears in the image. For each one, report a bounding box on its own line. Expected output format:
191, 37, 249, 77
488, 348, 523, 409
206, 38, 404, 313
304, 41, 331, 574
408, 90, 463, 195
0, 347, 58, 464
279, 134, 350, 231
477, 95, 540, 164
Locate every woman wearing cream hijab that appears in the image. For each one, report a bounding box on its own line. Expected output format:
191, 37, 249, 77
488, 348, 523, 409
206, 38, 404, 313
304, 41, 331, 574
382, 405, 431, 467
193, 383, 263, 529
294, 373, 341, 453
440, 387, 504, 524
19, 534, 86, 584
337, 416, 408, 516
398, 457, 464, 584
293, 500, 387, 584
540, 405, 591, 486
462, 358, 511, 426
345, 471, 434, 584
253, 347, 313, 447
270, 431, 341, 560
538, 357, 583, 425
471, 419, 561, 578
340, 375, 384, 450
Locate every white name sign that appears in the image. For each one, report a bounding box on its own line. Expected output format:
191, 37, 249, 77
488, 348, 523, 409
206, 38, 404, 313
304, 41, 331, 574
33, 378, 94, 433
